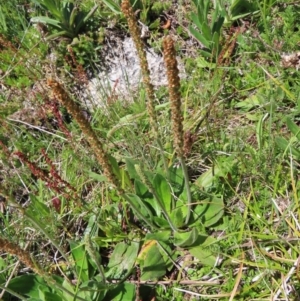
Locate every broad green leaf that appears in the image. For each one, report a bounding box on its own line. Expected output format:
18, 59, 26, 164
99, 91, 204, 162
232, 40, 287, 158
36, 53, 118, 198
83, 5, 98, 24
234, 94, 261, 111
134, 179, 149, 197
231, 11, 258, 21
0, 258, 6, 283
80, 277, 107, 293
108, 155, 121, 180
196, 57, 216, 68
189, 247, 217, 267
153, 173, 171, 214
140, 243, 166, 281
124, 193, 153, 220
102, 0, 121, 14
211, 16, 224, 35
168, 165, 184, 194
153, 216, 170, 229
199, 49, 213, 58
106, 241, 139, 280
43, 291, 63, 301
189, 236, 218, 267
87, 171, 106, 182
189, 26, 210, 48
193, 196, 224, 227
276, 137, 300, 158
286, 117, 300, 140
195, 158, 235, 190
35, 0, 62, 19
30, 16, 61, 28
29, 193, 50, 217
7, 275, 48, 298
174, 227, 198, 247
104, 283, 135, 301
69, 4, 78, 27
157, 241, 176, 271
212, 31, 220, 55
125, 158, 140, 180
256, 114, 267, 150
0, 7, 7, 32
69, 240, 89, 282
170, 207, 184, 228
145, 231, 171, 242
62, 278, 76, 301
45, 30, 73, 40
137, 240, 157, 261
201, 22, 212, 41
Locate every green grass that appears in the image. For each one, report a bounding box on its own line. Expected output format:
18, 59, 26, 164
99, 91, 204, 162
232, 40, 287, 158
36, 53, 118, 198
1, 0, 300, 300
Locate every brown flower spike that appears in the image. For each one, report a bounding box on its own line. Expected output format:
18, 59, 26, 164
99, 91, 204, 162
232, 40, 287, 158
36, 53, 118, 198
47, 79, 121, 193
0, 238, 42, 275
163, 36, 184, 157
121, 0, 158, 134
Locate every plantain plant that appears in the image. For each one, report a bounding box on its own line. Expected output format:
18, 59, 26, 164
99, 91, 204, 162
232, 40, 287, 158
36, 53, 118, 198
0, 0, 227, 299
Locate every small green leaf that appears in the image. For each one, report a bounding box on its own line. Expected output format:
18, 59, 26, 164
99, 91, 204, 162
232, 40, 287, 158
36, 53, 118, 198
196, 57, 216, 68
149, 18, 160, 29
195, 158, 235, 190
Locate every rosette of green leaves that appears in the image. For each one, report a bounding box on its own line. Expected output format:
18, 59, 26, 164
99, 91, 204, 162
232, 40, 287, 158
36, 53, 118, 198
30, 0, 98, 40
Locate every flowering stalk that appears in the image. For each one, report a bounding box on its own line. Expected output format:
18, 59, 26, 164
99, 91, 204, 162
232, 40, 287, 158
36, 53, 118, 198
14, 150, 77, 206
46, 79, 122, 194
0, 237, 84, 301
0, 185, 69, 262
163, 36, 192, 225
46, 79, 161, 229
0, 238, 43, 275
121, 0, 168, 173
